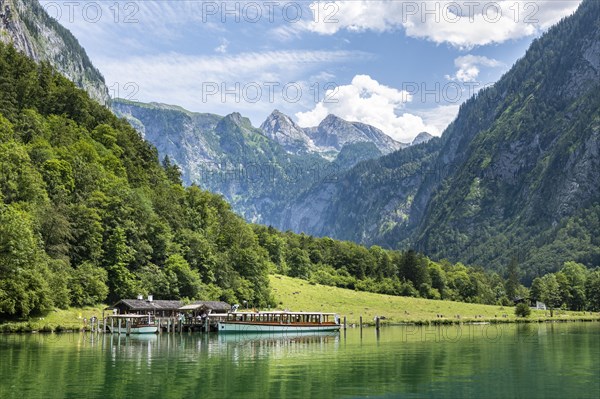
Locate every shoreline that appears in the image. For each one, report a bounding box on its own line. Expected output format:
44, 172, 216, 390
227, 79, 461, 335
2, 315, 599, 334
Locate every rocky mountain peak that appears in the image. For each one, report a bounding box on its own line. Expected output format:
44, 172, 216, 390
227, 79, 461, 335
412, 132, 434, 146
221, 112, 252, 128
310, 113, 405, 154
259, 109, 316, 154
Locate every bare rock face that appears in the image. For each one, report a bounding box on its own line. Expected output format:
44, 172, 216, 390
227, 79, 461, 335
260, 111, 407, 158
305, 114, 406, 154
259, 110, 317, 154
0, 0, 109, 104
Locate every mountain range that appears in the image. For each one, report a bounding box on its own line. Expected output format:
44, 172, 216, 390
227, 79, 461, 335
114, 0, 599, 281
111, 99, 416, 223
4, 0, 597, 283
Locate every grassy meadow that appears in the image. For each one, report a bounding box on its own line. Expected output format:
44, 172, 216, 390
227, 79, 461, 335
269, 275, 600, 325
1, 275, 598, 333
0, 306, 105, 333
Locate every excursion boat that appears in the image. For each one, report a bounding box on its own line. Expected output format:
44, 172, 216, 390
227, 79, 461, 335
106, 314, 159, 334
217, 311, 341, 334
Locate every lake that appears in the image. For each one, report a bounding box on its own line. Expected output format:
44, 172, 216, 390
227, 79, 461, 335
1, 322, 598, 398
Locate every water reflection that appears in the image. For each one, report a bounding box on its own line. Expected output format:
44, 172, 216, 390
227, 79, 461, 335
0, 323, 598, 399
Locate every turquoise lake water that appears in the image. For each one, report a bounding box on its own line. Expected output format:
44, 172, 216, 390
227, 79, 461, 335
1, 322, 598, 398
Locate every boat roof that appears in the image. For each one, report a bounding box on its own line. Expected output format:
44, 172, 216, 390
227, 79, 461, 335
226, 311, 338, 316
178, 301, 231, 311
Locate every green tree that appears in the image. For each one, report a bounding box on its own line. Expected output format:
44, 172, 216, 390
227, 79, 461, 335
530, 277, 545, 304
0, 205, 53, 317
399, 250, 430, 290
561, 261, 587, 310
505, 257, 520, 300
165, 254, 202, 299
69, 262, 109, 306
428, 262, 447, 298
286, 248, 312, 279
135, 264, 176, 299
41, 158, 75, 202
0, 141, 47, 204
0, 114, 13, 142
540, 274, 562, 317
585, 270, 600, 311
515, 302, 531, 317
104, 228, 137, 301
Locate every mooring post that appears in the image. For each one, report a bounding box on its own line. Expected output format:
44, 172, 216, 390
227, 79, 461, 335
110, 317, 114, 334
126, 320, 131, 335
343, 316, 347, 330
103, 318, 107, 333
376, 316, 380, 330
360, 315, 363, 339
118, 318, 122, 335
178, 318, 182, 334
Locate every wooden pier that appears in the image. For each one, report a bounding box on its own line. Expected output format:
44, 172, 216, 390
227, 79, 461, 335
90, 314, 230, 335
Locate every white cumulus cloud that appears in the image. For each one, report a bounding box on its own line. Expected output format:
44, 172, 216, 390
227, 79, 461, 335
302, 0, 583, 48
97, 50, 368, 125
446, 55, 503, 82
295, 75, 443, 142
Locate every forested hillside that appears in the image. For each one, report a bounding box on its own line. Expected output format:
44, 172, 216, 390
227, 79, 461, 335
414, 0, 600, 280
0, 42, 518, 318
0, 42, 491, 318
2, 41, 599, 319
275, 0, 600, 283
0, 42, 274, 317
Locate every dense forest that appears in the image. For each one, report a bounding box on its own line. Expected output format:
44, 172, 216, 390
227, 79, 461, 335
1, 42, 599, 320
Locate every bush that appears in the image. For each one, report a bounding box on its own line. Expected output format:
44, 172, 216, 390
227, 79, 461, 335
515, 303, 531, 317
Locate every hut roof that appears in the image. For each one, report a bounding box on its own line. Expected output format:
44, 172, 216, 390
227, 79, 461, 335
114, 299, 183, 311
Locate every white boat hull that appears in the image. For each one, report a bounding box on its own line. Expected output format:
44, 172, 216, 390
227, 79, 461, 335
130, 326, 158, 334
107, 325, 158, 334
217, 322, 340, 334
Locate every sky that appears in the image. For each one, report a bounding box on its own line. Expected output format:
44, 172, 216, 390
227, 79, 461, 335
39, 0, 583, 143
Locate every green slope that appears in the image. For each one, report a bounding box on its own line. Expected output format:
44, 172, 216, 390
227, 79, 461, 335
270, 275, 599, 324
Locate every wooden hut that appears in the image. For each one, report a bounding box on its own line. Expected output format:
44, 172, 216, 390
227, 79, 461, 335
111, 296, 183, 317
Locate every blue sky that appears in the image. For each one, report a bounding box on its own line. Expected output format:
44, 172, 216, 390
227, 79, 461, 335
40, 0, 583, 142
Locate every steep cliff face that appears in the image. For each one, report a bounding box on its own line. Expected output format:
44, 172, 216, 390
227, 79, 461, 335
273, 0, 600, 279
413, 0, 600, 276
277, 138, 441, 245
0, 0, 109, 104
113, 100, 223, 184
